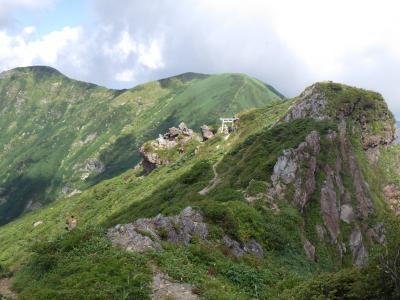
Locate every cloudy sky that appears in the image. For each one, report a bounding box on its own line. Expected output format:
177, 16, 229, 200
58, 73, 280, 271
0, 0, 399, 118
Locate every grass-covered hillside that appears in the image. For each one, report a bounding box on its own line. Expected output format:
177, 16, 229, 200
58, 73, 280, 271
0, 66, 283, 224
0, 81, 399, 299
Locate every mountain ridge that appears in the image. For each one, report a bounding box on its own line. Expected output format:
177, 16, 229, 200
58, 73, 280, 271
0, 66, 283, 224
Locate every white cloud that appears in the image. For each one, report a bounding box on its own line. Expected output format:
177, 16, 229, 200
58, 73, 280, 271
0, 0, 400, 117
115, 69, 135, 82
137, 39, 164, 69
0, 26, 82, 68
22, 26, 35, 35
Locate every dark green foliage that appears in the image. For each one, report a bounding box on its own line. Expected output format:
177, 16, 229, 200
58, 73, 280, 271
13, 227, 152, 300
218, 118, 336, 189
279, 267, 396, 300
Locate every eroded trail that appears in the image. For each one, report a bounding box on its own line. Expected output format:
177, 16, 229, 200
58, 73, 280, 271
199, 160, 221, 195
151, 266, 198, 300
0, 278, 17, 299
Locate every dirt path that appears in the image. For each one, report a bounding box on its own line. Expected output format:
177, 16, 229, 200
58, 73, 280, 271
151, 267, 198, 300
199, 161, 221, 195
0, 278, 17, 299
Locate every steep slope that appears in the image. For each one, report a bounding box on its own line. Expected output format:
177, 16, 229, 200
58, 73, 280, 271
0, 67, 283, 224
0, 81, 399, 299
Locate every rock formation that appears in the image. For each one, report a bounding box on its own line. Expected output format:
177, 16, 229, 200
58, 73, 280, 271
140, 122, 195, 174
200, 125, 214, 141
349, 228, 368, 267
108, 207, 263, 258
108, 207, 207, 252
284, 84, 329, 122
269, 131, 320, 212
303, 239, 316, 261
383, 184, 400, 216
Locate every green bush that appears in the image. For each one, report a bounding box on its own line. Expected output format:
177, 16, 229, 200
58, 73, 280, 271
13, 227, 152, 300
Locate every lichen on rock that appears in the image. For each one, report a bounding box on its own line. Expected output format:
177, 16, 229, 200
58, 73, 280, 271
269, 131, 320, 212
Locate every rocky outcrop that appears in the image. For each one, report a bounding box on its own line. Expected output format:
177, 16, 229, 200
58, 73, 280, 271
383, 184, 400, 216
285, 83, 396, 153
340, 204, 354, 224
359, 115, 396, 150
108, 207, 207, 252
222, 235, 264, 258
338, 120, 374, 219
320, 166, 341, 242
200, 125, 214, 141
269, 131, 320, 212
349, 228, 368, 267
140, 122, 195, 174
108, 207, 263, 259
315, 224, 327, 242
284, 84, 329, 122
303, 239, 316, 261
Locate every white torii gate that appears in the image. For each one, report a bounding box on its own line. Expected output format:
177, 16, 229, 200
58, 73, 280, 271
219, 117, 239, 134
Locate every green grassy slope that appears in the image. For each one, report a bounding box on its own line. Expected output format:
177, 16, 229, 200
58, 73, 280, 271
1, 80, 399, 299
0, 67, 283, 224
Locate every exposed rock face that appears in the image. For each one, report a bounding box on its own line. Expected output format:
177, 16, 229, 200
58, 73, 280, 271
315, 224, 327, 242
200, 125, 214, 141
303, 239, 316, 261
349, 228, 368, 267
108, 207, 208, 252
359, 115, 396, 150
338, 120, 374, 219
270, 131, 320, 211
340, 204, 354, 224
383, 184, 400, 216
108, 207, 263, 259
320, 167, 341, 242
140, 122, 194, 174
222, 235, 264, 258
365, 222, 385, 245
284, 84, 329, 122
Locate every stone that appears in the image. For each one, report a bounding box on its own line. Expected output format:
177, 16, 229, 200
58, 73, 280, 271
140, 123, 195, 174
33, 220, 43, 227
338, 120, 374, 219
316, 224, 327, 241
108, 207, 208, 253
320, 167, 340, 242
222, 235, 263, 258
269, 131, 320, 211
349, 228, 368, 267
383, 184, 400, 216
303, 239, 316, 261
200, 125, 214, 141
65, 216, 77, 231
178, 122, 193, 136
366, 222, 385, 245
340, 204, 354, 224
284, 84, 329, 122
